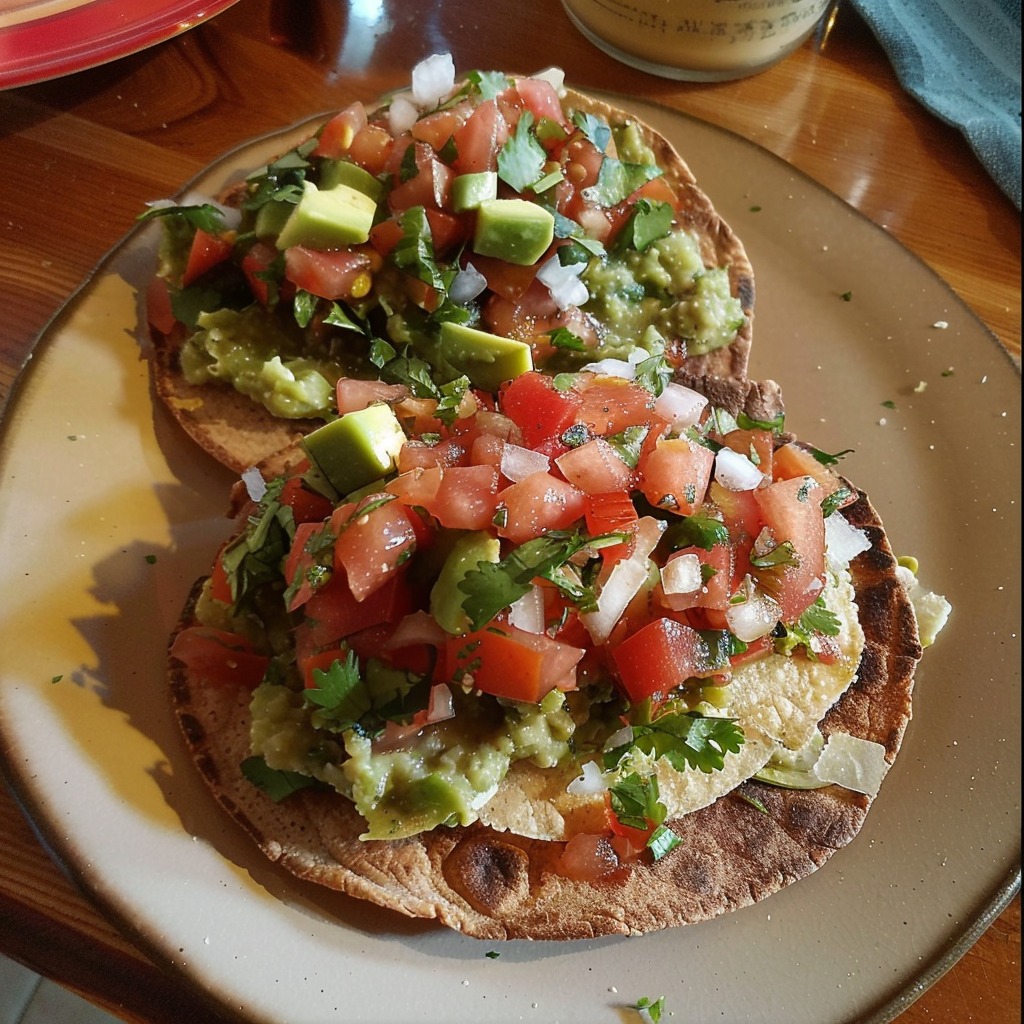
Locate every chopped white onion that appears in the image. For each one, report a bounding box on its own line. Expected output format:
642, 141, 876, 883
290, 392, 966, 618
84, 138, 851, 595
566, 759, 609, 796
582, 517, 664, 643
241, 466, 267, 502
580, 356, 635, 379
411, 52, 456, 108
603, 725, 634, 751
508, 584, 546, 634
531, 66, 566, 93
715, 447, 764, 491
387, 92, 420, 135
537, 253, 589, 310
450, 262, 488, 305
725, 585, 782, 642
654, 382, 709, 430
811, 732, 888, 796
500, 443, 550, 482
824, 511, 872, 568
660, 552, 702, 596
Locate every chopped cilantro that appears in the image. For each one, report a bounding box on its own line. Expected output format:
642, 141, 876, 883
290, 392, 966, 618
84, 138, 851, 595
605, 425, 649, 469
736, 410, 785, 434
808, 444, 854, 466
613, 198, 673, 253
241, 756, 320, 802
571, 110, 612, 152
634, 995, 666, 1023
137, 202, 228, 234
548, 327, 587, 352
664, 511, 729, 551
750, 540, 798, 569
773, 597, 842, 658
583, 157, 662, 207
485, 950, 501, 959
467, 69, 511, 101
435, 375, 472, 427
144, 554, 158, 565
497, 111, 546, 192
51, 675, 63, 684
841, 290, 853, 301
605, 710, 745, 775
632, 350, 672, 397
821, 485, 854, 518
881, 399, 897, 409
392, 206, 446, 291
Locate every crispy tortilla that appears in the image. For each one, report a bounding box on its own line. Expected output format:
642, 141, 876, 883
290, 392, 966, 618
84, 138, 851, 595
169, 482, 920, 941
148, 81, 754, 475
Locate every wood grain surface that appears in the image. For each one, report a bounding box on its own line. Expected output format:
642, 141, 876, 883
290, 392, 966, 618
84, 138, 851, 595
0, 1, 1019, 1021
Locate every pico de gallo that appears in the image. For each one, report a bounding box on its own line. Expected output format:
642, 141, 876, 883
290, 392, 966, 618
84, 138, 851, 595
143, 54, 746, 423
170, 361, 867, 876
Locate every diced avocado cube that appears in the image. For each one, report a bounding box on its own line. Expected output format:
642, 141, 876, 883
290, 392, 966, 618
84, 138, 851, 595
473, 198, 554, 266
254, 199, 294, 240
300, 403, 405, 497
318, 159, 384, 202
275, 181, 378, 250
451, 171, 498, 213
430, 530, 501, 635
439, 321, 534, 392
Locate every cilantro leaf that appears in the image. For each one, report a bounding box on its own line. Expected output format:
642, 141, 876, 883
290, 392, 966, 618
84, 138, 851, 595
583, 158, 662, 207
497, 111, 547, 192
749, 540, 799, 569
435, 375, 472, 427
633, 995, 667, 1024
799, 597, 842, 636
392, 205, 447, 291
305, 649, 372, 729
808, 444, 855, 466
632, 350, 672, 397
664, 511, 729, 551
736, 410, 786, 433
773, 597, 842, 658
613, 198, 673, 253
548, 327, 587, 352
607, 774, 681, 861
467, 69, 512, 100
605, 711, 745, 774
137, 202, 228, 234
571, 110, 612, 153
241, 756, 320, 802
821, 485, 854, 518
605, 425, 649, 469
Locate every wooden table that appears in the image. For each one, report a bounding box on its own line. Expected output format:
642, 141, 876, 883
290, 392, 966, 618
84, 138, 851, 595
0, 1, 1019, 1021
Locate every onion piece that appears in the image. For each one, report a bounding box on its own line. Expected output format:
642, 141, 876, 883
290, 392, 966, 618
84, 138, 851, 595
725, 579, 782, 642
537, 253, 589, 310
508, 584, 546, 634
581, 517, 665, 643
566, 759, 609, 796
241, 466, 267, 502
450, 262, 488, 305
500, 443, 550, 482
715, 447, 764, 491
387, 92, 419, 135
824, 511, 872, 568
654, 381, 708, 430
660, 552, 702, 596
532, 66, 566, 93
411, 52, 456, 108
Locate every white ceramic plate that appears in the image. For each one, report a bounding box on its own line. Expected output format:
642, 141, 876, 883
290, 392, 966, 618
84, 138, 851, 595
0, 99, 1019, 1024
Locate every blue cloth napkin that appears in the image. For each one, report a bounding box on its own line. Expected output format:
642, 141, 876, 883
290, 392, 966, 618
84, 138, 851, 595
848, 0, 1022, 208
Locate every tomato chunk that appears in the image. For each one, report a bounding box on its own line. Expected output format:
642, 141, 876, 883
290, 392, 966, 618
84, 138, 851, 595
332, 496, 418, 601
637, 437, 715, 515
500, 371, 582, 448
496, 471, 586, 544
169, 626, 268, 690
611, 617, 714, 702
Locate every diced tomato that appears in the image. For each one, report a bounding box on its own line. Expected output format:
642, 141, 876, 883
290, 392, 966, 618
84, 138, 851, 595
313, 102, 369, 158
556, 832, 619, 881
448, 626, 585, 703
611, 617, 718, 703
332, 496, 418, 601
753, 476, 826, 622
240, 240, 279, 307
575, 378, 655, 435
169, 626, 268, 690
410, 100, 470, 151
283, 246, 372, 301
369, 216, 404, 258
295, 572, 413, 655
496, 471, 586, 544
471, 254, 538, 302
387, 465, 443, 507
721, 428, 774, 481
773, 441, 850, 502
584, 491, 639, 537
555, 437, 634, 495
388, 147, 453, 212
283, 520, 332, 611
279, 477, 334, 524
346, 123, 394, 175
146, 276, 176, 335
335, 377, 408, 415
397, 436, 469, 473
425, 208, 471, 255
209, 549, 233, 605
514, 76, 569, 128
429, 465, 501, 530
182, 229, 234, 287
453, 99, 508, 174
500, 371, 582, 448
637, 437, 715, 515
